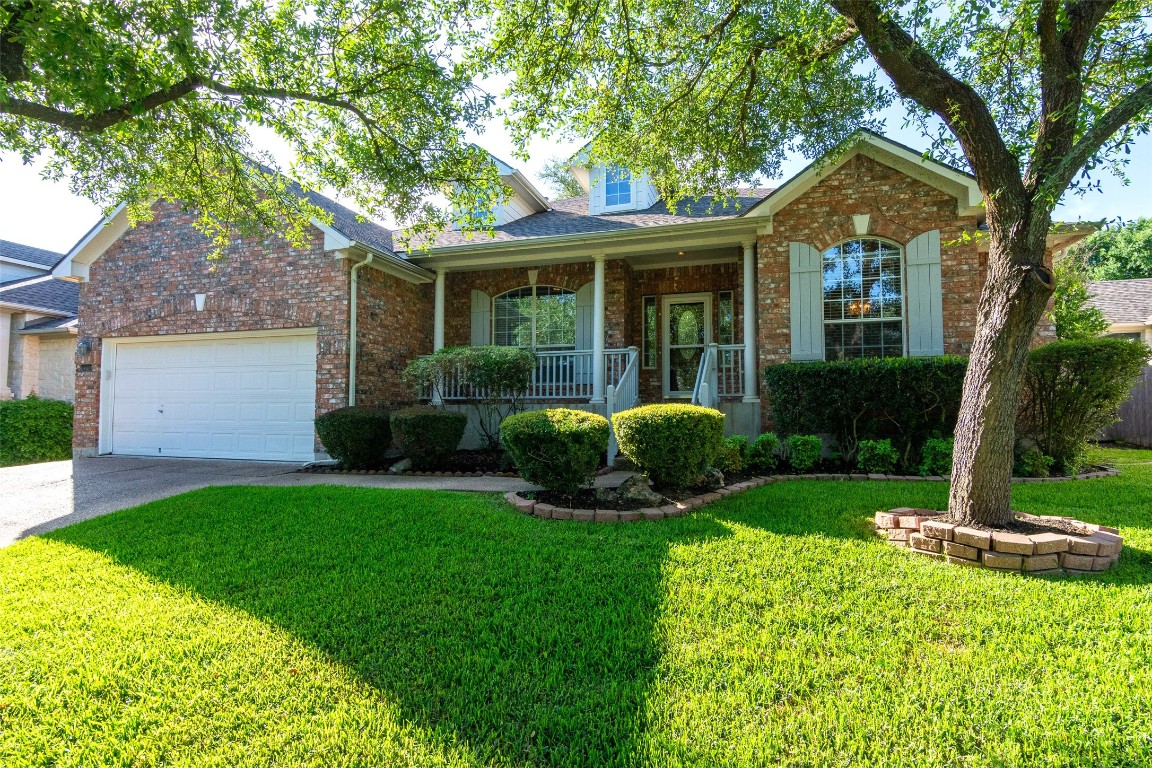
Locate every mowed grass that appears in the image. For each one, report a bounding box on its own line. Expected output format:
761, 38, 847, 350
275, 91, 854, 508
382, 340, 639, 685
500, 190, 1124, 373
2, 449, 1152, 767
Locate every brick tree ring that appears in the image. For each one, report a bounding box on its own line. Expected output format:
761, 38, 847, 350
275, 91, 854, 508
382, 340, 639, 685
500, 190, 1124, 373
875, 508, 1123, 575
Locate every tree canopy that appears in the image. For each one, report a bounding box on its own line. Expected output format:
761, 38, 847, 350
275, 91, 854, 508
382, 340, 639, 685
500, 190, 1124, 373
1074, 218, 1152, 280
538, 157, 585, 199
1051, 255, 1110, 339
0, 0, 498, 246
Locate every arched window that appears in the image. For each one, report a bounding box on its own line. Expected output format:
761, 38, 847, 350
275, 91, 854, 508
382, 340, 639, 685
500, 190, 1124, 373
493, 286, 577, 349
822, 238, 904, 359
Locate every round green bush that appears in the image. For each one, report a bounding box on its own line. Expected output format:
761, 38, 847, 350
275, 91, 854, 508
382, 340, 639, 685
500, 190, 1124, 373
856, 438, 898, 474
785, 434, 822, 473
0, 396, 73, 466
500, 408, 609, 495
611, 404, 725, 489
748, 432, 782, 472
919, 437, 954, 477
314, 406, 392, 470
714, 435, 749, 474
390, 406, 468, 470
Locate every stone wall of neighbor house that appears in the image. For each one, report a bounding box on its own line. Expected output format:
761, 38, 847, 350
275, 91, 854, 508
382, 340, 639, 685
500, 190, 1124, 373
353, 266, 434, 409
73, 201, 354, 455
11, 333, 76, 401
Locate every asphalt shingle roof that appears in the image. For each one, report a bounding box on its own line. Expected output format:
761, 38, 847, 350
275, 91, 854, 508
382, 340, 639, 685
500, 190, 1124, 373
1088, 278, 1152, 325
0, 275, 80, 315
405, 190, 773, 250
19, 315, 77, 332
0, 239, 64, 268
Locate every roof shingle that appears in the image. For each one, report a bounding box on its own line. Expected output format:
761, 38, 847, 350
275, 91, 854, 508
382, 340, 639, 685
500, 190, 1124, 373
1088, 278, 1152, 325
0, 239, 64, 268
0, 275, 80, 315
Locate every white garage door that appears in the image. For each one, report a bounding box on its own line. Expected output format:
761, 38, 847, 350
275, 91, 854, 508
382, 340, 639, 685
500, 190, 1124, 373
108, 333, 318, 462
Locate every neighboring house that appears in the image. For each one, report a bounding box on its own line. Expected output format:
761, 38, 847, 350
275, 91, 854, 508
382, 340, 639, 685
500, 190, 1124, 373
1, 240, 79, 402
52, 131, 1090, 462
1088, 277, 1152, 345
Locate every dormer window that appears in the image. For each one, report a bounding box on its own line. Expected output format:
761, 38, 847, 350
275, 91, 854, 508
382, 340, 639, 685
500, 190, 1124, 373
604, 166, 632, 207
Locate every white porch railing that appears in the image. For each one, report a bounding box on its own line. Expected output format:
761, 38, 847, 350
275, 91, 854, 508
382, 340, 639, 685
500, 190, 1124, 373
429, 348, 636, 402
606, 347, 641, 466
692, 343, 746, 407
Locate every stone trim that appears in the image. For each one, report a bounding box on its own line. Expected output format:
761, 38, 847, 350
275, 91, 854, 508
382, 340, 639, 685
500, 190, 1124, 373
504, 476, 773, 522
875, 508, 1123, 575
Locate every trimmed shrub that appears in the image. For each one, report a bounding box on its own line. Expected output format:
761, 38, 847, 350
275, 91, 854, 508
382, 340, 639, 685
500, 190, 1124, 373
785, 434, 823, 473
0, 396, 73, 466
764, 356, 967, 470
314, 406, 391, 469
919, 437, 954, 477
404, 346, 536, 449
1019, 338, 1149, 474
714, 435, 749, 475
390, 406, 468, 470
612, 404, 725, 489
748, 432, 782, 472
500, 408, 609, 495
1016, 447, 1055, 479
856, 439, 898, 474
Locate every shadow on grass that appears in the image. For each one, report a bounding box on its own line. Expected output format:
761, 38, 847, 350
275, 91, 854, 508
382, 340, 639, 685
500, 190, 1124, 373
46, 485, 732, 767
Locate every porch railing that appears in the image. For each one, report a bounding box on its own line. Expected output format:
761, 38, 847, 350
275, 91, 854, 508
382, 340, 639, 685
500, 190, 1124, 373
428, 348, 635, 402
692, 343, 746, 407
606, 347, 641, 466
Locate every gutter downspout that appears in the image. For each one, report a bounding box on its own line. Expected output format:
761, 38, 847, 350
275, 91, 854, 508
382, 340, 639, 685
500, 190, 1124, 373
348, 251, 373, 406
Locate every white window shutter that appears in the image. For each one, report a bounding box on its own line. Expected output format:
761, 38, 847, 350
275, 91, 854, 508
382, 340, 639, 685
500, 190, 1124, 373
789, 242, 824, 361
575, 282, 594, 350
905, 229, 945, 356
470, 289, 491, 346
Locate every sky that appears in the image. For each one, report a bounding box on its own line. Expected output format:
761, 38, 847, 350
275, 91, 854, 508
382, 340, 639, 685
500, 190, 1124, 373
1, 102, 1149, 256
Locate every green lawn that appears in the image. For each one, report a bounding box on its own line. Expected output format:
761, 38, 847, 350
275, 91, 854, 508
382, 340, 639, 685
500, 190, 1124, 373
2, 449, 1152, 767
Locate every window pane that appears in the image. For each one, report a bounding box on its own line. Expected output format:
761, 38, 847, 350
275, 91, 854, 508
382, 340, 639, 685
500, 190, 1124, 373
493, 287, 533, 347
822, 239, 905, 360
605, 165, 632, 207
493, 286, 576, 349
642, 296, 657, 368
718, 291, 734, 345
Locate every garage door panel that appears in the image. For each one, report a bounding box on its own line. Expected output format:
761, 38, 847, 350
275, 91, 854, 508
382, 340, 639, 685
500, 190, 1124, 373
110, 333, 317, 462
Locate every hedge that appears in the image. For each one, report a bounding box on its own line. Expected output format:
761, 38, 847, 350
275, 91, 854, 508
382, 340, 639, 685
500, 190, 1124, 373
0, 396, 73, 467
500, 408, 609, 495
314, 407, 392, 469
391, 406, 467, 470
764, 356, 967, 471
611, 404, 725, 489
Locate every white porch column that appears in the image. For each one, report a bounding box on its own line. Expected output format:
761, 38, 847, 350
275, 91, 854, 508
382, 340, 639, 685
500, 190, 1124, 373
433, 268, 447, 352
591, 254, 607, 404
742, 241, 760, 403
0, 312, 11, 399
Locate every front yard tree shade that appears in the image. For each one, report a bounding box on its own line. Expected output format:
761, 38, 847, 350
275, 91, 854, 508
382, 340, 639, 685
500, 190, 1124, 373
480, 0, 1152, 527
0, 0, 499, 248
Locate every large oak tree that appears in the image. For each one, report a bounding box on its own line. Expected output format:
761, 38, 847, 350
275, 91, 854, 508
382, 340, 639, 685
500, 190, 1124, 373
0, 0, 497, 245
481, 0, 1152, 526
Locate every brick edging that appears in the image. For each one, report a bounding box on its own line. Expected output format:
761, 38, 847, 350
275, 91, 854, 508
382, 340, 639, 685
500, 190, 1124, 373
504, 477, 774, 522
765, 467, 1119, 483
875, 508, 1123, 575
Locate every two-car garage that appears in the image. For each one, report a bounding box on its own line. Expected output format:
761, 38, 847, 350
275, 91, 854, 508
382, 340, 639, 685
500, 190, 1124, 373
100, 331, 318, 463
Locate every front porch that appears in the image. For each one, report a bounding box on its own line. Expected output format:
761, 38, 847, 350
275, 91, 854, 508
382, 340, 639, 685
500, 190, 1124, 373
417, 237, 765, 447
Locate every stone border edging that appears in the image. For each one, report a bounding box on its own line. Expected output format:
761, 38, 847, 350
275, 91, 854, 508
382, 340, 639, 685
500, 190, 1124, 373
301, 467, 519, 478
766, 467, 1118, 483
504, 476, 773, 522
875, 508, 1123, 575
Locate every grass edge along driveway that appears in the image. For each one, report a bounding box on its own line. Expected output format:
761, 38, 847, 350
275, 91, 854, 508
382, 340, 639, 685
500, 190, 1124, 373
2, 447, 1151, 767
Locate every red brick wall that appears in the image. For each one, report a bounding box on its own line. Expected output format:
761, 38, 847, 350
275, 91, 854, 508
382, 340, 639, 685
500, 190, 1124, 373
73, 201, 395, 454
353, 267, 434, 408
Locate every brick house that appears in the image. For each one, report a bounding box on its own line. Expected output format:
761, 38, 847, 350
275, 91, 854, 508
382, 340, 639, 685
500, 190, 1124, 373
51, 132, 1087, 462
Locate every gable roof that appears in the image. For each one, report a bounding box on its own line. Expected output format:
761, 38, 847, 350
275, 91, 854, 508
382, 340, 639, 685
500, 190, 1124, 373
0, 239, 64, 269
743, 130, 983, 219
406, 190, 773, 250
0, 274, 80, 315
1088, 278, 1152, 325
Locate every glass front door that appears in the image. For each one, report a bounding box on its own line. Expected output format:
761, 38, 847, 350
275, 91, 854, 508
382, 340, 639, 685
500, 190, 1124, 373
663, 294, 712, 397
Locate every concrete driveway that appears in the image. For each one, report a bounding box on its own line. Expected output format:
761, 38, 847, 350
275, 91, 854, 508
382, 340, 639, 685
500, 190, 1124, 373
1, 456, 543, 548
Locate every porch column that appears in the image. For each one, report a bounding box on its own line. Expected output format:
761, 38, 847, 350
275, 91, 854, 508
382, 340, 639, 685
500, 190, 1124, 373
0, 312, 10, 399
591, 254, 607, 404
742, 241, 759, 403
433, 268, 446, 352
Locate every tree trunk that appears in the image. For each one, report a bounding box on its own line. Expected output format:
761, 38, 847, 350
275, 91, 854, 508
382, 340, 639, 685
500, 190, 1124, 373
947, 222, 1054, 528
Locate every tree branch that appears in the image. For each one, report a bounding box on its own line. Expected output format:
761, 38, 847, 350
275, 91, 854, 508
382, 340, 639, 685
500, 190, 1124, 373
1041, 80, 1152, 203
1, 75, 202, 131
830, 0, 1027, 208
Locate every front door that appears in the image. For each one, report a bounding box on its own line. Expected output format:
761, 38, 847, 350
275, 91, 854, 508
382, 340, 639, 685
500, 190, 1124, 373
663, 293, 712, 397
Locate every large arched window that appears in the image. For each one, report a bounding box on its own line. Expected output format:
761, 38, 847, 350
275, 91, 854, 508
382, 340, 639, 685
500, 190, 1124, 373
822, 238, 904, 359
493, 286, 577, 349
